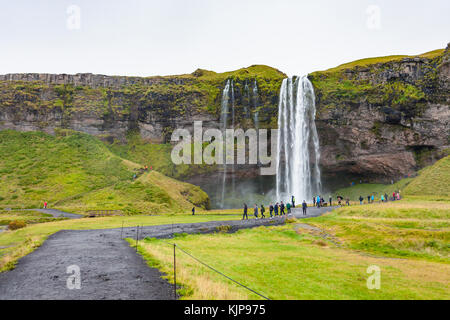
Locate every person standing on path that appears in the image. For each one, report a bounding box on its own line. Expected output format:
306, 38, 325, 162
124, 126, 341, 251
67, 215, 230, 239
367, 195, 371, 203
392, 191, 396, 201
286, 202, 291, 215
329, 196, 332, 207
302, 200, 307, 216
43, 201, 47, 209
274, 203, 279, 216
316, 195, 321, 208
371, 195, 374, 203
269, 204, 274, 218
313, 197, 316, 207
254, 204, 259, 219
292, 195, 295, 208
359, 195, 363, 205
384, 193, 388, 202
381, 194, 384, 202
280, 201, 285, 215
243, 204, 248, 220
192, 207, 195, 215
260, 204, 266, 219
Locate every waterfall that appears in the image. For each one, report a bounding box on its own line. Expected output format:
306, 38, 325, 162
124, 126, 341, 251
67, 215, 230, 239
219, 79, 235, 208
244, 81, 250, 118
252, 80, 259, 129
219, 80, 230, 208
275, 75, 321, 203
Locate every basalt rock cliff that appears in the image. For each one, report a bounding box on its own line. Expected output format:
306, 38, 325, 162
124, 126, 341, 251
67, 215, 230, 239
0, 46, 449, 189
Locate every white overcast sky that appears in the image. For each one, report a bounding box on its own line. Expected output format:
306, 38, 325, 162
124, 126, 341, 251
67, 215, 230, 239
1, 0, 449, 77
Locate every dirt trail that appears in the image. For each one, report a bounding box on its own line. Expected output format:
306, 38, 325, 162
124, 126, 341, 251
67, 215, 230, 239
0, 207, 333, 300
28, 208, 83, 219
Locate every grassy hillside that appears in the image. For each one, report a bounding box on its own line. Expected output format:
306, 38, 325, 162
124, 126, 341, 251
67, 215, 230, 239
332, 178, 413, 202
334, 155, 450, 201
0, 130, 209, 213
322, 49, 444, 73
105, 131, 217, 180
404, 155, 450, 199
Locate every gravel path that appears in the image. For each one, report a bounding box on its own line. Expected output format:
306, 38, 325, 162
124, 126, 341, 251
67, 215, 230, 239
0, 207, 333, 300
28, 208, 83, 219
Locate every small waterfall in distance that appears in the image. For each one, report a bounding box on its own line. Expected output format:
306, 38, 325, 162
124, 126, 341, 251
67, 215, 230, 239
219, 80, 231, 208
276, 75, 321, 203
253, 80, 259, 129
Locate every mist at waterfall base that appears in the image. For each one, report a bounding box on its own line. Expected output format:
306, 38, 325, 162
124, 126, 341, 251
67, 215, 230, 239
197, 76, 321, 209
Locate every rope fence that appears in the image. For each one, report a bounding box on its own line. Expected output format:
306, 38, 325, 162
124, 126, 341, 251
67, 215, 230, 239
158, 238, 271, 300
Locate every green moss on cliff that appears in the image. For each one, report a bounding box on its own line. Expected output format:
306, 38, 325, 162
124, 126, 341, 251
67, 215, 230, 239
0, 65, 286, 141
309, 48, 446, 118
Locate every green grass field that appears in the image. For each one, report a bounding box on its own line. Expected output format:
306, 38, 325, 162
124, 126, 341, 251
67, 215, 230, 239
135, 217, 449, 299
332, 178, 413, 202
0, 211, 241, 272
0, 210, 67, 226
0, 130, 209, 213
134, 157, 449, 299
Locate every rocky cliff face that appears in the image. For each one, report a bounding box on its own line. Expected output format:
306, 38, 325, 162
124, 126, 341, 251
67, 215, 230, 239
0, 65, 284, 144
310, 45, 449, 185
0, 48, 448, 189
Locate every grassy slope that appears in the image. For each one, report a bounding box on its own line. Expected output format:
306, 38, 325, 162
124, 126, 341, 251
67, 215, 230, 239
322, 49, 444, 72
334, 155, 450, 201
332, 178, 413, 202
0, 130, 209, 213
136, 222, 449, 300
404, 155, 450, 199
0, 212, 240, 272
105, 132, 216, 181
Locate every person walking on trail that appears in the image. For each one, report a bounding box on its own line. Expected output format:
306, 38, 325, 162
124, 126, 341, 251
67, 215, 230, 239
286, 202, 291, 215
269, 204, 274, 218
380, 194, 385, 202
254, 204, 259, 219
291, 195, 295, 208
359, 195, 364, 205
316, 195, 321, 208
384, 193, 388, 202
396, 192, 400, 200
345, 198, 350, 206
313, 197, 316, 207
302, 200, 307, 216
192, 207, 195, 215
43, 201, 47, 209
367, 195, 371, 203
280, 201, 285, 215
260, 204, 266, 219
392, 191, 396, 201
243, 204, 248, 220
371, 195, 374, 203
274, 203, 279, 216
329, 196, 332, 207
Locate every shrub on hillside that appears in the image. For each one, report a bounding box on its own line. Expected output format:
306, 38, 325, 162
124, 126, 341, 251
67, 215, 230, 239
8, 220, 26, 230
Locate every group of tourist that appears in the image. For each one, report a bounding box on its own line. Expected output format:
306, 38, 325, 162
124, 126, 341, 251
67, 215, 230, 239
358, 191, 401, 204
242, 196, 309, 220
